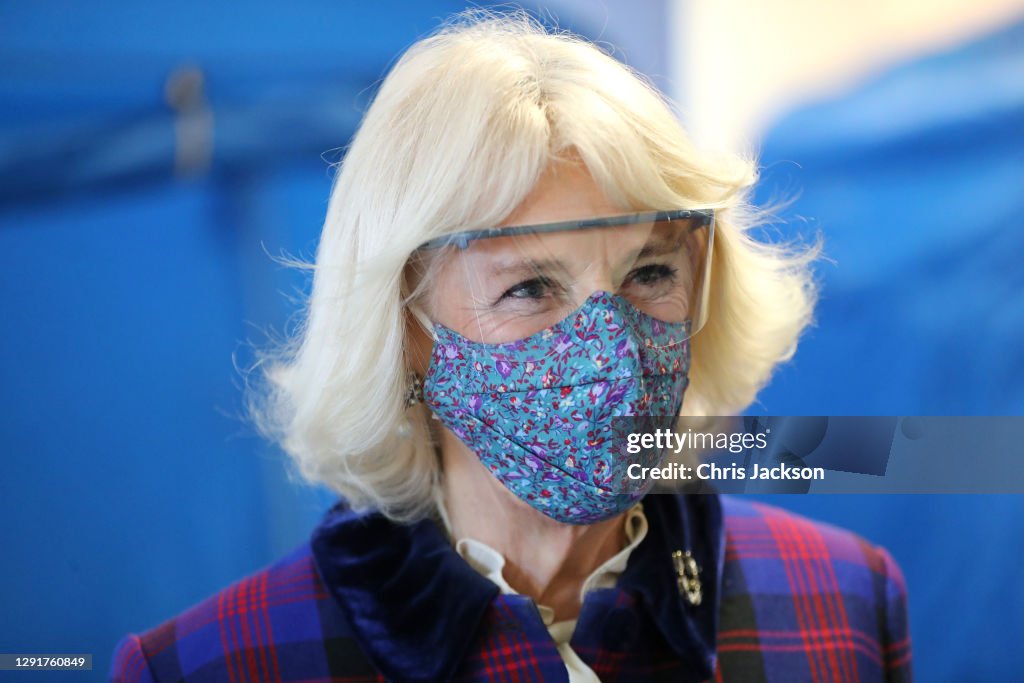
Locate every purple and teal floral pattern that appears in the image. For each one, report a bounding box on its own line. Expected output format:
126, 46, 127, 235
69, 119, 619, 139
424, 291, 691, 524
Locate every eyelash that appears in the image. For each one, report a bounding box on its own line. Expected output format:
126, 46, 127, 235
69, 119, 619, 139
625, 263, 678, 287
495, 264, 678, 304
497, 276, 559, 303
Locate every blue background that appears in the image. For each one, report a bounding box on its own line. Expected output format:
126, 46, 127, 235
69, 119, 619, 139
749, 18, 1024, 680
1, 2, 1022, 681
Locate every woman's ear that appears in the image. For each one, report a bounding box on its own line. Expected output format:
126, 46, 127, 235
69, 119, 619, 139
401, 252, 436, 379
404, 304, 434, 378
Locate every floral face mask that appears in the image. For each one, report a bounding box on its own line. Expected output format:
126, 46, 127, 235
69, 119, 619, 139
423, 291, 691, 524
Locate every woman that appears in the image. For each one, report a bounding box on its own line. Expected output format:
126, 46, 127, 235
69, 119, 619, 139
112, 12, 910, 683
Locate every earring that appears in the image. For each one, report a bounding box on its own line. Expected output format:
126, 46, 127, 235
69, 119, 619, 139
404, 372, 424, 408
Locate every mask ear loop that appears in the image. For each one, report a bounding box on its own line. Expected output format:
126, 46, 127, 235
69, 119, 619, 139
401, 249, 441, 409
402, 303, 439, 420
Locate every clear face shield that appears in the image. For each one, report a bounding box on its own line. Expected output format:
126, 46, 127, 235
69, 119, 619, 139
408, 209, 715, 524
414, 209, 714, 346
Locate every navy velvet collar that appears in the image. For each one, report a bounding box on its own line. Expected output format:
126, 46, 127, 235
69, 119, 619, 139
310, 493, 724, 682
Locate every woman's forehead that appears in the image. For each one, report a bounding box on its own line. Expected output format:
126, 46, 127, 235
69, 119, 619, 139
498, 159, 628, 228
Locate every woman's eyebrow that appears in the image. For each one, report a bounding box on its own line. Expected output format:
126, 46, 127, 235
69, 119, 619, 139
636, 230, 687, 259
484, 256, 566, 279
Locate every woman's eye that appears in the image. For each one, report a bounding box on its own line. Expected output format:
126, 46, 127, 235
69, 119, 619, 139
626, 264, 677, 286
499, 277, 554, 302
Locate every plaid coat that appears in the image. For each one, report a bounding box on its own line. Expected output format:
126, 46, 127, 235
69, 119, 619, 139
111, 494, 911, 682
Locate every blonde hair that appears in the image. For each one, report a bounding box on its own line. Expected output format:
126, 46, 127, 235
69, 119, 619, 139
248, 10, 818, 522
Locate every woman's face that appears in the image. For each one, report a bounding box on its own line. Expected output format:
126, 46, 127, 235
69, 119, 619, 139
413, 161, 702, 354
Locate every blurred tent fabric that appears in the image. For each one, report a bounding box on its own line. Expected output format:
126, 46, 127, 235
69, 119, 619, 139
0, 2, 1022, 682
0, 2, 478, 679
750, 17, 1024, 682
752, 18, 1024, 416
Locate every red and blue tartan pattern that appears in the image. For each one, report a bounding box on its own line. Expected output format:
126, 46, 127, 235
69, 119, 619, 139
714, 498, 911, 682
111, 495, 911, 682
